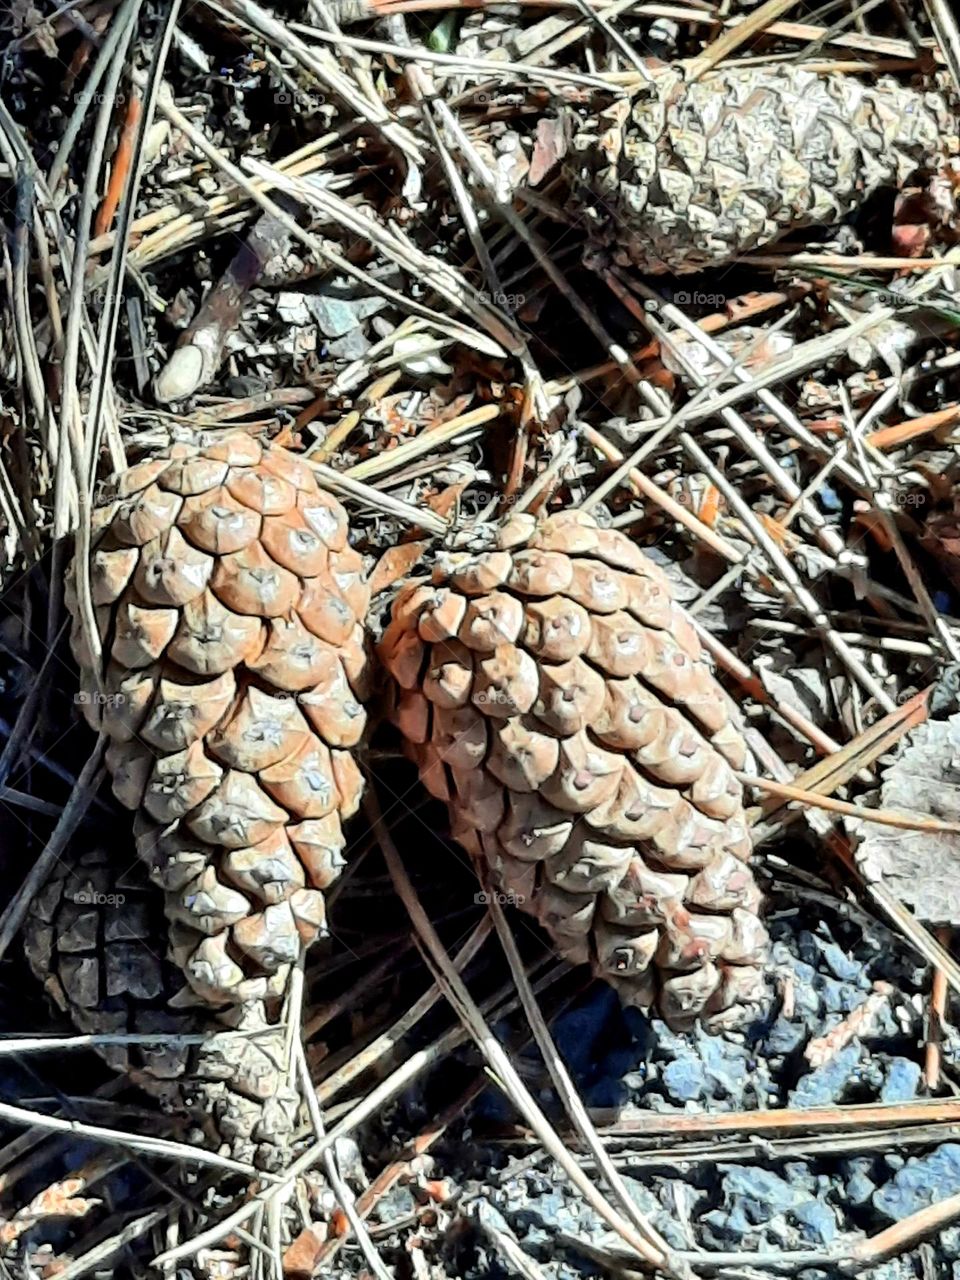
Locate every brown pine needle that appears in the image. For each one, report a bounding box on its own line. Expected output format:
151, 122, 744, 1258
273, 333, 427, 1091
685, 0, 803, 78
866, 403, 960, 450
740, 772, 960, 835
753, 687, 931, 824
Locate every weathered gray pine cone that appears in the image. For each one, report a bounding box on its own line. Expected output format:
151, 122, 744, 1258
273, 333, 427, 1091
568, 65, 957, 274
24, 848, 300, 1170
66, 428, 370, 1008
380, 510, 767, 1030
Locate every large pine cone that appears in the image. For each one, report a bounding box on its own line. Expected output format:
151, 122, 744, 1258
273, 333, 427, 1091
568, 66, 956, 275
380, 511, 767, 1030
24, 848, 301, 1169
66, 429, 370, 1008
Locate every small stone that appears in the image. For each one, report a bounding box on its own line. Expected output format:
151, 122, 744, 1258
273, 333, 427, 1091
326, 329, 371, 360
371, 1184, 417, 1223
789, 1042, 863, 1108
308, 289, 388, 338
155, 345, 205, 403
276, 292, 312, 325
844, 1158, 877, 1207
793, 1199, 837, 1245
696, 1028, 748, 1099
819, 941, 862, 983
764, 1016, 806, 1056
621, 1176, 663, 1218
720, 1166, 809, 1217
874, 1145, 960, 1220
663, 1054, 709, 1102
880, 1057, 922, 1103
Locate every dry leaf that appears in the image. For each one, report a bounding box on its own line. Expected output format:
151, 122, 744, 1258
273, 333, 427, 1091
528, 115, 569, 187
428, 481, 469, 519
0, 1179, 101, 1246
368, 541, 429, 596
283, 1228, 326, 1279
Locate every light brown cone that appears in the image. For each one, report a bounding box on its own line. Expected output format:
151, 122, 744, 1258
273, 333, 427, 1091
66, 429, 370, 1009
567, 66, 956, 275
380, 510, 767, 1030
24, 848, 300, 1170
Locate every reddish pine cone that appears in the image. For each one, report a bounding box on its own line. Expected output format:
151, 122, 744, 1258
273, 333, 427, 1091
380, 511, 767, 1030
66, 429, 370, 1008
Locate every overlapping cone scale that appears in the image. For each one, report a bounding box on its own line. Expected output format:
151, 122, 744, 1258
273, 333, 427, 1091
66, 430, 370, 1009
381, 510, 768, 1030
568, 65, 957, 274
24, 849, 300, 1170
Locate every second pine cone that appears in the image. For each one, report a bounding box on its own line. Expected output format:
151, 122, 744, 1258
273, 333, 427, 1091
380, 510, 768, 1030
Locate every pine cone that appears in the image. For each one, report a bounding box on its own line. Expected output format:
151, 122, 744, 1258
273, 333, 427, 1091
24, 849, 300, 1170
66, 429, 370, 1008
568, 66, 957, 274
380, 511, 767, 1030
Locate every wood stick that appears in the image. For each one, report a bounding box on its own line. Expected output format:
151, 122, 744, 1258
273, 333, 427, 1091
924, 926, 952, 1090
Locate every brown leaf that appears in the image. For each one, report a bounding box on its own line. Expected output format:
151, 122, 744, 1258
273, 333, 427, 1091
283, 1227, 326, 1279
0, 1180, 101, 1246
368, 541, 429, 596
428, 480, 469, 518
528, 116, 569, 187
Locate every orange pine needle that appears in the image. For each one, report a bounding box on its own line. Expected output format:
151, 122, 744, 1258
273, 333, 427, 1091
806, 417, 843, 436
697, 482, 721, 527
756, 510, 799, 550
925, 926, 951, 1090
94, 89, 141, 239
865, 403, 960, 450
740, 771, 960, 834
